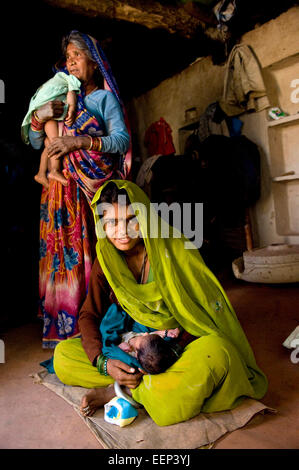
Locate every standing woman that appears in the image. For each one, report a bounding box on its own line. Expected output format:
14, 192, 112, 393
28, 31, 131, 348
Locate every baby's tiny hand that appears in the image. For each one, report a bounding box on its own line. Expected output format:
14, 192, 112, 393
118, 342, 132, 353
167, 327, 180, 338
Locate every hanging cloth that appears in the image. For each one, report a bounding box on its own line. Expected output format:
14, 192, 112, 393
144, 118, 176, 157
220, 44, 270, 116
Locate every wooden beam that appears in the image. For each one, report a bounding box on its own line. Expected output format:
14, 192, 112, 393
44, 0, 207, 38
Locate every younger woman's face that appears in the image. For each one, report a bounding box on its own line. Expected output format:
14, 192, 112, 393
102, 202, 141, 251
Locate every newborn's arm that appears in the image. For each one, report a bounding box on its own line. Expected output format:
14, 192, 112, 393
154, 327, 180, 339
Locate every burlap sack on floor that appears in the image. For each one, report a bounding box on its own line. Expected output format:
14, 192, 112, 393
32, 370, 275, 449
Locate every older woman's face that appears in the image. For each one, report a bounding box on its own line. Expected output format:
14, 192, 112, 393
65, 43, 97, 84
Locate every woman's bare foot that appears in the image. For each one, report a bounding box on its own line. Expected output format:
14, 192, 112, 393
34, 173, 49, 189
48, 169, 68, 186
80, 384, 116, 417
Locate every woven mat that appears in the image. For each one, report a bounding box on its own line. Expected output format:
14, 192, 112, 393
32, 370, 276, 449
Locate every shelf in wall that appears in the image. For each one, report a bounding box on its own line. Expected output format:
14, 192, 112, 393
265, 52, 299, 235
179, 118, 199, 131
272, 174, 299, 182
267, 113, 299, 127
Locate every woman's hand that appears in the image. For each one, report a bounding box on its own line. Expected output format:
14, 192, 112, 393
35, 100, 65, 122
47, 136, 79, 160
47, 135, 91, 160
106, 359, 145, 389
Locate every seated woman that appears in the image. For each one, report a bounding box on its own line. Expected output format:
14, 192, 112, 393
53, 180, 268, 426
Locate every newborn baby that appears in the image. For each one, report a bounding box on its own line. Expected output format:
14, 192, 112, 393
118, 328, 180, 374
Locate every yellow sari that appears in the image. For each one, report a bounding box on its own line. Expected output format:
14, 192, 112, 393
54, 180, 267, 426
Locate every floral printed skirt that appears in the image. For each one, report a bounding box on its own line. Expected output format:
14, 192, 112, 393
38, 176, 96, 348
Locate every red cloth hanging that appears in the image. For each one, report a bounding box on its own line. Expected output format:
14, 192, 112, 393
144, 117, 176, 157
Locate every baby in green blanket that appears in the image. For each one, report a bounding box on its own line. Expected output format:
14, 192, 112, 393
22, 72, 81, 188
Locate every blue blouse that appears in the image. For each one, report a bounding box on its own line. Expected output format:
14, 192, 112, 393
28, 89, 130, 154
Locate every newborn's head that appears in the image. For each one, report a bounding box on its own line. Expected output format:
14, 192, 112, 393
130, 333, 178, 375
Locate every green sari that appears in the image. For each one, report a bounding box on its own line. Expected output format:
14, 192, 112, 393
87, 179, 267, 425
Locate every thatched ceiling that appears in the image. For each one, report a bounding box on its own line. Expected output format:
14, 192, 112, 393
41, 0, 298, 100
44, 0, 298, 41
44, 0, 209, 38
3, 0, 299, 104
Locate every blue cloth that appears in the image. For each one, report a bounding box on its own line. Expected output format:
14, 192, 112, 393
40, 357, 55, 374
226, 116, 243, 137
100, 303, 157, 370
28, 89, 130, 154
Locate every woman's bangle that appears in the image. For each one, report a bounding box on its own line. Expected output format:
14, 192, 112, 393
93, 137, 102, 152
96, 354, 109, 376
33, 111, 45, 123
96, 354, 105, 374
104, 358, 108, 376
87, 136, 102, 152
88, 135, 93, 150
31, 111, 45, 131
